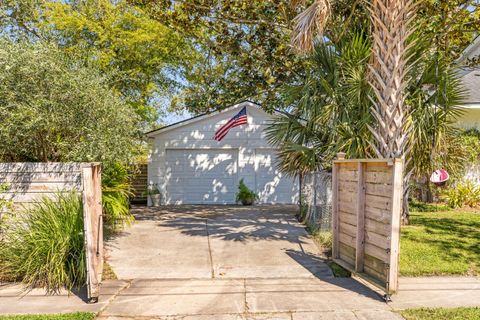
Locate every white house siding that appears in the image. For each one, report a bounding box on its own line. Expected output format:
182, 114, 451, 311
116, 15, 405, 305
455, 107, 480, 130
147, 102, 299, 205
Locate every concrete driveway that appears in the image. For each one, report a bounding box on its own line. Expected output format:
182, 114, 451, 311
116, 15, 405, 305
103, 205, 401, 319
107, 205, 332, 280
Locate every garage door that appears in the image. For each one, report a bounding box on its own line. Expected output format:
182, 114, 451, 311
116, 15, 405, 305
165, 149, 238, 204
255, 149, 298, 204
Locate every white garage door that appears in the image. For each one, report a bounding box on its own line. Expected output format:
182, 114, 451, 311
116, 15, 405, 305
165, 149, 238, 204
255, 149, 298, 204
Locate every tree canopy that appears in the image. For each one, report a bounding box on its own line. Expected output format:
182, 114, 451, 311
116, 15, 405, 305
2, 0, 478, 119
136, 0, 307, 113
1, 0, 194, 125
0, 40, 141, 164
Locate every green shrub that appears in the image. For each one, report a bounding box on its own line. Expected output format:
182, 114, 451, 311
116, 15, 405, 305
102, 163, 134, 230
441, 181, 480, 208
462, 129, 480, 164
235, 179, 258, 205
0, 40, 141, 164
314, 231, 332, 251
102, 186, 134, 229
0, 193, 86, 293
143, 183, 161, 196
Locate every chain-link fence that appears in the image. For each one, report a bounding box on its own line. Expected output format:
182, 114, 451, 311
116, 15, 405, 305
301, 171, 332, 232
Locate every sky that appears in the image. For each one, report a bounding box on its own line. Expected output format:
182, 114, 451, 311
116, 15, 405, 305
162, 109, 192, 125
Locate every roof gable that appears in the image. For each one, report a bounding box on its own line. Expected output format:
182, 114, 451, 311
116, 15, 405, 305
457, 35, 480, 65
146, 101, 279, 137
458, 68, 480, 104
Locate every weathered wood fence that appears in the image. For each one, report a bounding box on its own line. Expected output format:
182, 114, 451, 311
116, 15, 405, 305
331, 158, 403, 296
130, 163, 148, 204
0, 162, 103, 302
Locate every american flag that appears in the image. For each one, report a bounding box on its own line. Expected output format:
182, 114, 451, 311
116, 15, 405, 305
213, 107, 248, 141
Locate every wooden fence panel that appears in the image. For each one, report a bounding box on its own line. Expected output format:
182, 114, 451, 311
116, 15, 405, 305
130, 163, 147, 204
0, 163, 90, 204
0, 162, 103, 302
332, 158, 403, 296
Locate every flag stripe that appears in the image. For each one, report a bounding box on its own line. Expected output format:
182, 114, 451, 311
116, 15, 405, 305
215, 118, 247, 141
213, 108, 248, 141
216, 117, 247, 140
214, 116, 247, 139
214, 118, 237, 139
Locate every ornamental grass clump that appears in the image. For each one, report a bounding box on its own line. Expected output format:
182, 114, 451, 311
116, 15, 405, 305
0, 192, 86, 293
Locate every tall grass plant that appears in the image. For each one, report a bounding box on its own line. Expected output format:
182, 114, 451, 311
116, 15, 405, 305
0, 193, 86, 293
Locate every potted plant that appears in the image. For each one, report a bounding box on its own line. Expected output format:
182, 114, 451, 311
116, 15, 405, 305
235, 179, 259, 205
144, 183, 161, 207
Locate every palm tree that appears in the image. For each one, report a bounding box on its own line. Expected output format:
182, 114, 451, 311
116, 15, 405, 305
266, 32, 373, 223
368, 0, 416, 159
269, 29, 466, 223
291, 0, 414, 156
267, 32, 374, 159
290, 0, 415, 223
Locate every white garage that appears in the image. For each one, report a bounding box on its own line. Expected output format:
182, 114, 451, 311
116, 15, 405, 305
146, 101, 299, 205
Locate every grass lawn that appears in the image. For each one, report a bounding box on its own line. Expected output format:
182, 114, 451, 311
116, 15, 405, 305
0, 313, 94, 320
399, 307, 480, 320
400, 209, 480, 276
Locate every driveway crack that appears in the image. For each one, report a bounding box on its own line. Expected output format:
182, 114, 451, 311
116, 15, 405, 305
244, 278, 250, 315
205, 219, 215, 279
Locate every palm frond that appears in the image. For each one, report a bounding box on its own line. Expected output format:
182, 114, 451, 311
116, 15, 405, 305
291, 0, 331, 53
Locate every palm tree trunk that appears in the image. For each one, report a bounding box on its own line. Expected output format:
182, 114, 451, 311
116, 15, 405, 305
369, 0, 415, 224
369, 0, 414, 159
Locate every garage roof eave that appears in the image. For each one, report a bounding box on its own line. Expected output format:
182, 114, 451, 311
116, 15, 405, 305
145, 100, 285, 137
145, 111, 210, 137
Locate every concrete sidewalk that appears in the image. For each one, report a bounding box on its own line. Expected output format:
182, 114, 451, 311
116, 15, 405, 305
96, 276, 480, 319
391, 276, 480, 309
0, 280, 128, 315
1, 276, 479, 319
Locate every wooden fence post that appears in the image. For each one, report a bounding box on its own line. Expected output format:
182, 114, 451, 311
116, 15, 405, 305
387, 158, 404, 294
82, 163, 103, 303
355, 162, 366, 272
331, 162, 339, 259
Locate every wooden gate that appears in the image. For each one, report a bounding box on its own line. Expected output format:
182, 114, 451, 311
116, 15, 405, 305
331, 157, 403, 296
0, 162, 103, 302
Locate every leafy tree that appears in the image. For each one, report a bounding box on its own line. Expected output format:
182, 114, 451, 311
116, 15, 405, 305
417, 0, 480, 64
41, 0, 192, 124
1, 0, 193, 125
0, 39, 141, 164
135, 0, 307, 113
136, 0, 372, 113
0, 0, 44, 39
